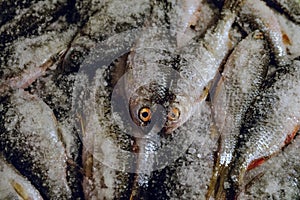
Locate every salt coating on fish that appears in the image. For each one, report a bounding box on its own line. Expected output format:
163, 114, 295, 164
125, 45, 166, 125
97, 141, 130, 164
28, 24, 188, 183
226, 60, 300, 198
240, 132, 300, 199
0, 154, 43, 200
1, 0, 300, 199
0, 90, 72, 199
206, 30, 270, 199
238, 0, 289, 66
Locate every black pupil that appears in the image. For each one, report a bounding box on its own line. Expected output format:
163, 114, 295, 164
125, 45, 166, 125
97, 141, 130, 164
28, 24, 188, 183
142, 111, 148, 118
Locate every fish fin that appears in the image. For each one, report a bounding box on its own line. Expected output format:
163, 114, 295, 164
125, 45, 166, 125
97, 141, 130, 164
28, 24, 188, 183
214, 165, 229, 200
11, 179, 30, 200
284, 125, 300, 145
282, 31, 292, 46
246, 157, 266, 171
245, 171, 265, 192
208, 70, 223, 102
200, 84, 211, 102
206, 163, 229, 200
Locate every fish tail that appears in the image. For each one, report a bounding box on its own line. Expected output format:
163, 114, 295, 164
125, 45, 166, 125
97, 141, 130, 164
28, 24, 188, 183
206, 162, 230, 200
214, 165, 232, 200
224, 164, 248, 200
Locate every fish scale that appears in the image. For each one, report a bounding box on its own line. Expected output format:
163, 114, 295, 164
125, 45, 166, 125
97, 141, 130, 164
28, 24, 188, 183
206, 30, 270, 199
125, 1, 248, 199
1, 0, 298, 199
225, 60, 300, 199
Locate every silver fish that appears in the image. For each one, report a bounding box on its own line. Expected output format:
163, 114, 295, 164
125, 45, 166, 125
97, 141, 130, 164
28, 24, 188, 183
0, 154, 43, 200
206, 30, 270, 199
266, 0, 300, 24
123, 1, 244, 199
224, 60, 300, 199
0, 90, 72, 199
174, 0, 219, 47
0, 28, 76, 94
240, 132, 300, 199
238, 0, 290, 66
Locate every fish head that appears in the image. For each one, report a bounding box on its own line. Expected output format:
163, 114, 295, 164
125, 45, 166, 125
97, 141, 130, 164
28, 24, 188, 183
128, 80, 196, 134
163, 95, 196, 134
125, 50, 200, 134
128, 82, 168, 135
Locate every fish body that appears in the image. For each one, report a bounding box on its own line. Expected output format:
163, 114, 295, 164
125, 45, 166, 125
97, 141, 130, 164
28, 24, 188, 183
175, 0, 219, 47
206, 30, 270, 199
226, 60, 300, 198
124, 1, 244, 199
0, 154, 44, 200
0, 90, 72, 199
238, 0, 289, 66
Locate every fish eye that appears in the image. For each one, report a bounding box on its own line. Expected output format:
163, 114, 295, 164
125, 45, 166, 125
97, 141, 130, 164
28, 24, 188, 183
138, 107, 152, 123
168, 107, 180, 121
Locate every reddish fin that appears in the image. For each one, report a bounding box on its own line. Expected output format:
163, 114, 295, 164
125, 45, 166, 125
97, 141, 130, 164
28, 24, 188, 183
282, 32, 292, 46
247, 157, 266, 171
247, 125, 300, 171
284, 125, 299, 145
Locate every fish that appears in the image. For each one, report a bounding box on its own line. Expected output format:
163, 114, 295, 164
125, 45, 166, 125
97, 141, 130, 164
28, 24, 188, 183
0, 49, 66, 96
174, 0, 219, 47
68, 1, 153, 199
0, 28, 76, 95
239, 132, 300, 199
206, 30, 270, 199
123, 1, 246, 199
265, 0, 300, 24
224, 60, 300, 199
0, 90, 72, 199
238, 0, 290, 66
0, 153, 43, 200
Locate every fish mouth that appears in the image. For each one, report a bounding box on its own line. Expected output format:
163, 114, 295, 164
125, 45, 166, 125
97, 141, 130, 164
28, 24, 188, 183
163, 119, 181, 134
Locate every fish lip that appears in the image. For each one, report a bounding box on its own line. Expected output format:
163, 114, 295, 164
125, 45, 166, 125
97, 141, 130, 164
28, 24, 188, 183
163, 120, 181, 134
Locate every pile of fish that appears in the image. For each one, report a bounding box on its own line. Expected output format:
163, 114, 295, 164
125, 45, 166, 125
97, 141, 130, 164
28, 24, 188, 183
0, 0, 300, 199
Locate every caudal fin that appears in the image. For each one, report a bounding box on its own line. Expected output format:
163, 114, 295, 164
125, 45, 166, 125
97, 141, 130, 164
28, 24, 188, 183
206, 163, 229, 200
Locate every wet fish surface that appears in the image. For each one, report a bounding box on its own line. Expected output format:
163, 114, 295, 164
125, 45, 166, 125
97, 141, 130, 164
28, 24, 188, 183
0, 153, 44, 200
206, 30, 270, 199
0, 91, 72, 199
224, 60, 300, 199
0, 0, 300, 199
